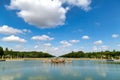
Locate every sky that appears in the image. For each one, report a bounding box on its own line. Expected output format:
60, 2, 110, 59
0, 0, 120, 56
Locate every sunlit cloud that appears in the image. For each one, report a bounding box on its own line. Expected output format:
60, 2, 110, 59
31, 35, 54, 41
7, 0, 92, 28
1, 35, 26, 43
82, 35, 90, 40
0, 25, 22, 35
94, 40, 103, 45
112, 34, 119, 38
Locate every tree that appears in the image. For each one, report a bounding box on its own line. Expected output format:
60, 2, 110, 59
0, 46, 4, 58
5, 48, 9, 55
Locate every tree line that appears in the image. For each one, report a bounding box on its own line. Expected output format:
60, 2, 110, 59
0, 46, 54, 58
60, 50, 120, 59
1, 46, 120, 59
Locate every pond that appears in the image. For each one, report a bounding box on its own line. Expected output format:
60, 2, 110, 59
0, 60, 120, 80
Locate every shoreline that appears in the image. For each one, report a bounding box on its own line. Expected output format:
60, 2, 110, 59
0, 58, 107, 61
1, 58, 120, 62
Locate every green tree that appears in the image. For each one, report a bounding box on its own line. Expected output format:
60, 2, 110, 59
0, 46, 4, 58
5, 48, 9, 55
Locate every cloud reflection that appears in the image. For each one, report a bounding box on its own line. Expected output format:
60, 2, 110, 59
0, 73, 21, 80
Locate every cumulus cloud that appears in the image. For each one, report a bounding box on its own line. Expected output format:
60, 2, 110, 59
94, 40, 103, 45
0, 25, 22, 35
34, 43, 51, 49
112, 34, 119, 38
7, 0, 68, 28
31, 35, 54, 41
13, 45, 27, 51
34, 45, 39, 49
43, 43, 52, 47
60, 40, 72, 47
33, 40, 82, 56
82, 35, 90, 39
61, 0, 91, 11
1, 35, 26, 43
52, 47, 59, 51
22, 29, 31, 33
69, 40, 80, 43
0, 25, 31, 35
92, 46, 98, 51
7, 0, 92, 28
60, 39, 80, 47
100, 45, 109, 50
92, 45, 109, 51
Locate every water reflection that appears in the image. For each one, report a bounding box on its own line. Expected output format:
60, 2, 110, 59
0, 73, 21, 80
0, 60, 120, 80
85, 77, 93, 80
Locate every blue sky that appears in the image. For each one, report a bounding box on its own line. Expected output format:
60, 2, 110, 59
0, 0, 120, 56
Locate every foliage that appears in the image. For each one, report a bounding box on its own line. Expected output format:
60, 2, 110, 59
3, 47, 54, 58
60, 50, 120, 59
1, 46, 120, 59
0, 46, 4, 57
60, 51, 85, 58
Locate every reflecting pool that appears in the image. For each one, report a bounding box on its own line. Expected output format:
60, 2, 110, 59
0, 60, 120, 80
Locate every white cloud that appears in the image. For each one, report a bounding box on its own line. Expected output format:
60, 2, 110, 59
92, 46, 98, 51
73, 47, 84, 52
82, 35, 90, 39
7, 0, 92, 28
13, 45, 26, 51
33, 40, 82, 56
7, 0, 68, 28
22, 29, 31, 33
34, 45, 39, 49
53, 47, 59, 51
43, 43, 51, 47
31, 35, 54, 41
0, 25, 22, 35
117, 44, 120, 47
100, 45, 109, 50
61, 0, 91, 11
2, 35, 26, 43
112, 34, 119, 38
47, 46, 72, 56
0, 25, 31, 35
33, 41, 81, 56
69, 40, 80, 43
92, 45, 109, 51
94, 40, 103, 45
60, 40, 72, 47
60, 39, 80, 47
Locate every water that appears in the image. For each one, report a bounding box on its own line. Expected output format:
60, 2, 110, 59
0, 60, 120, 80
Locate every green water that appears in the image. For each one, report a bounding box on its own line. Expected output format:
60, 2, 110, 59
0, 60, 120, 80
